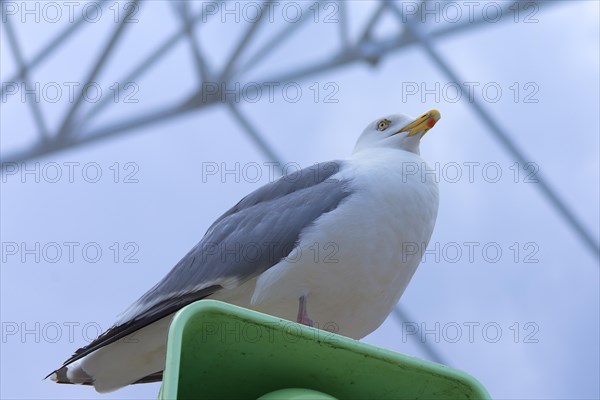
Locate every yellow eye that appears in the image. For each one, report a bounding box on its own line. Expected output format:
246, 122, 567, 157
377, 119, 390, 131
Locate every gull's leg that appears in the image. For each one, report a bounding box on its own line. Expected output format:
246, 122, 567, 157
296, 295, 314, 327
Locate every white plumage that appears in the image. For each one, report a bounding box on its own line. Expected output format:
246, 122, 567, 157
50, 110, 441, 392
247, 147, 439, 337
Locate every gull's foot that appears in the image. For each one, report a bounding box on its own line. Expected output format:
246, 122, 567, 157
296, 295, 314, 327
297, 314, 314, 327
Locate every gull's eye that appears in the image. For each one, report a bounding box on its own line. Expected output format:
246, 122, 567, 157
377, 119, 391, 131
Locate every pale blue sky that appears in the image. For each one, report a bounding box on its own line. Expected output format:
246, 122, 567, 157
1, 1, 599, 399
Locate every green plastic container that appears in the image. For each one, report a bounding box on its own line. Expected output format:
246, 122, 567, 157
159, 300, 490, 400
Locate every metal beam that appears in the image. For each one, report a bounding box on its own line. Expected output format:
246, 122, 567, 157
227, 103, 285, 168
239, 1, 318, 76
54, 0, 139, 142
171, 1, 211, 84
80, 1, 218, 124
387, 1, 600, 258
0, 0, 110, 99
2, 17, 49, 140
1, 1, 566, 168
219, 0, 274, 82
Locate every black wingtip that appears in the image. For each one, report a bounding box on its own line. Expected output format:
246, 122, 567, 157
46, 367, 70, 383
45, 365, 96, 386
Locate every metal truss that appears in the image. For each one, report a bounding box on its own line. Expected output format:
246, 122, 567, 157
1, 0, 595, 367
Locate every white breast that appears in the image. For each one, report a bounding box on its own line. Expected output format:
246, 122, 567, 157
244, 148, 439, 339
72, 148, 439, 392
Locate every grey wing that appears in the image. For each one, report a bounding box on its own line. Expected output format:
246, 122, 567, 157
52, 161, 352, 369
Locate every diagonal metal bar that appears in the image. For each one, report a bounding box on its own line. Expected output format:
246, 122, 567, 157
2, 0, 565, 166
392, 306, 448, 365
170, 0, 210, 84
337, 0, 350, 49
0, 21, 514, 165
388, 2, 599, 258
357, 2, 389, 43
80, 2, 218, 125
0, 101, 188, 165
0, 0, 110, 100
226, 102, 285, 169
55, 0, 140, 141
219, 0, 274, 82
243, 0, 563, 92
2, 17, 50, 139
238, 1, 320, 77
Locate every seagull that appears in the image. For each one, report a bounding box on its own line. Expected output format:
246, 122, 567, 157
48, 110, 441, 392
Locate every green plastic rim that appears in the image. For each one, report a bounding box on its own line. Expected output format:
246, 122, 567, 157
160, 300, 491, 400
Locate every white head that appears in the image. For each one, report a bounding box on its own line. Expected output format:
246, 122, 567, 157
353, 110, 441, 155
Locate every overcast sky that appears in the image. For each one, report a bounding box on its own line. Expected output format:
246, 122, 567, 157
1, 1, 599, 399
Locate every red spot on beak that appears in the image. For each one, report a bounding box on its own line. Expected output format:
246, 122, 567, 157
426, 117, 436, 128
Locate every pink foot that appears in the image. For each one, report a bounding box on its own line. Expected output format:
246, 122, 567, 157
296, 295, 314, 327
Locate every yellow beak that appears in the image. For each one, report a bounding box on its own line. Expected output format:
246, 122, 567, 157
396, 109, 441, 138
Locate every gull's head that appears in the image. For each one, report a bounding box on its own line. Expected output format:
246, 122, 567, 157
353, 109, 441, 155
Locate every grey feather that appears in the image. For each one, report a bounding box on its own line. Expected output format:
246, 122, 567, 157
128, 160, 350, 318
49, 160, 352, 375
